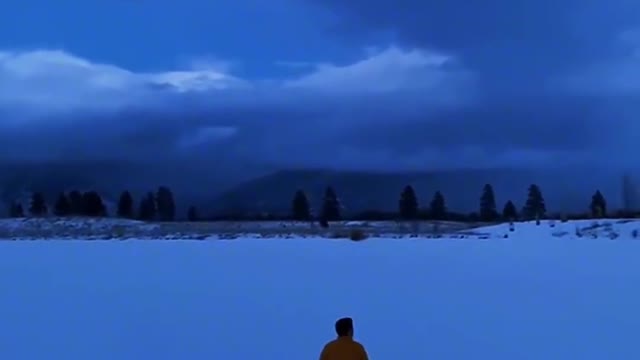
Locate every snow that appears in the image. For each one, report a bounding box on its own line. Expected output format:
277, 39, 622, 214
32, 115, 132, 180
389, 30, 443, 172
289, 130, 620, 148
0, 217, 155, 231
0, 218, 483, 240
461, 218, 640, 240
1, 220, 640, 359
0, 217, 160, 240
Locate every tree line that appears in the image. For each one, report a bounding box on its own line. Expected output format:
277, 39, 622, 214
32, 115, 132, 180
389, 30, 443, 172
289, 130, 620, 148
8, 183, 612, 223
8, 186, 201, 222
291, 184, 610, 224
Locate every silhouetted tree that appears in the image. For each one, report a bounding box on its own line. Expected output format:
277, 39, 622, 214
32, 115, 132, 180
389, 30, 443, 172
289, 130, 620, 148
187, 206, 199, 221
117, 191, 134, 218
502, 200, 518, 220
321, 186, 341, 222
82, 191, 106, 217
68, 190, 83, 215
29, 192, 47, 216
9, 201, 24, 217
399, 185, 419, 220
429, 191, 447, 220
53, 192, 71, 216
156, 186, 176, 221
522, 184, 546, 219
138, 192, 156, 221
291, 190, 311, 221
590, 190, 607, 218
479, 184, 499, 221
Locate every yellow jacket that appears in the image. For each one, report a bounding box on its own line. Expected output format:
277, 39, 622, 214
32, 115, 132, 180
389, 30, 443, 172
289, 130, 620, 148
319, 336, 369, 360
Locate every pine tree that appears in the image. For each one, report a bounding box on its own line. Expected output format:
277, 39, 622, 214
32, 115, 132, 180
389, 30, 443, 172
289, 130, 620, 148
187, 206, 199, 221
522, 184, 546, 219
429, 191, 447, 220
502, 200, 518, 220
9, 201, 24, 217
138, 192, 156, 221
82, 191, 106, 217
399, 185, 419, 220
29, 192, 47, 216
479, 184, 499, 221
590, 190, 607, 218
53, 192, 71, 216
291, 190, 311, 221
321, 186, 341, 222
156, 186, 176, 221
117, 191, 134, 218
68, 190, 83, 215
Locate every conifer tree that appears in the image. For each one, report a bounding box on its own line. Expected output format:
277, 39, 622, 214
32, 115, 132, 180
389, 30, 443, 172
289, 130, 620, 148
399, 185, 419, 220
82, 191, 106, 217
590, 190, 607, 218
117, 191, 134, 218
522, 184, 546, 219
29, 192, 47, 216
68, 190, 83, 215
138, 192, 156, 221
502, 200, 518, 220
156, 186, 176, 221
53, 192, 71, 216
291, 190, 311, 221
429, 191, 447, 220
321, 186, 341, 222
479, 184, 499, 221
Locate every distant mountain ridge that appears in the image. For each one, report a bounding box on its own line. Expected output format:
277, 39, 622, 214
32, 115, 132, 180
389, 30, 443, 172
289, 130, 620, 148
211, 167, 627, 216
0, 162, 631, 219
0, 160, 239, 217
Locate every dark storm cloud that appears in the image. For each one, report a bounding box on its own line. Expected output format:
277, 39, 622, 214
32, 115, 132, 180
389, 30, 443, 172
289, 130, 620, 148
308, 0, 640, 91
247, 0, 640, 170
353, 95, 609, 151
2, 32, 640, 182
3, 88, 632, 173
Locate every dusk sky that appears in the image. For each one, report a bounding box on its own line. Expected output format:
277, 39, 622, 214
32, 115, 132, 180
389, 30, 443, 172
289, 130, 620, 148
1, 0, 640, 172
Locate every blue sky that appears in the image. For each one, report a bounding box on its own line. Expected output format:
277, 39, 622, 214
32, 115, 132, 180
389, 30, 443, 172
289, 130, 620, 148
0, 0, 640, 173
0, 0, 366, 77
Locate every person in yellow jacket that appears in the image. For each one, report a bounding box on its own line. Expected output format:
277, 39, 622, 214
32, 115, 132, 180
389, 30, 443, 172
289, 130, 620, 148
319, 317, 370, 360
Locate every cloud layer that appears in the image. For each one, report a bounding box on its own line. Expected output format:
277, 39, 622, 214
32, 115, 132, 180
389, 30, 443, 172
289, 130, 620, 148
308, 0, 640, 82
2, 19, 640, 183
0, 46, 477, 166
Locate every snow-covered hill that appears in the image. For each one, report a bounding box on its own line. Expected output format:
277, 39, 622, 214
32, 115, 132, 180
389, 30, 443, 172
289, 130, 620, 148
461, 219, 640, 241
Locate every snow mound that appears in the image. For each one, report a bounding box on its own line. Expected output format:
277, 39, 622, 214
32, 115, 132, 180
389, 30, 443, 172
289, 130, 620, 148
465, 219, 640, 240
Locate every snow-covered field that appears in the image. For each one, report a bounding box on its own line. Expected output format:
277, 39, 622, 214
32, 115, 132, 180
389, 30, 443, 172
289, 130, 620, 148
0, 217, 484, 239
1, 220, 640, 359
0, 216, 639, 240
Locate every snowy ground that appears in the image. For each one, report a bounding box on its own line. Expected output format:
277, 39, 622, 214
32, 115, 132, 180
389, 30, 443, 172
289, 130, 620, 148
0, 217, 484, 239
1, 220, 640, 359
0, 216, 639, 240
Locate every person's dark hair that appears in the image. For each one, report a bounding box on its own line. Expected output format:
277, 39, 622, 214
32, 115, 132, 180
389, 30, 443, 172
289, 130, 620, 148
335, 317, 353, 337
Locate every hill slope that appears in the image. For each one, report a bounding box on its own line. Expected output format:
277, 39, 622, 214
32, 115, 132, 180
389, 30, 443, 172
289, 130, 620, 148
211, 167, 626, 216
